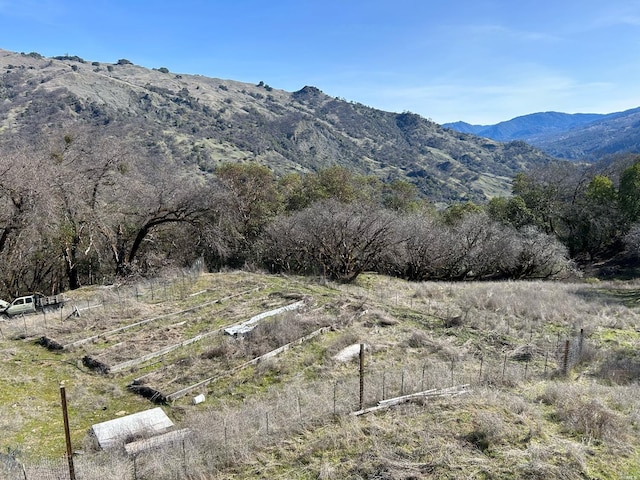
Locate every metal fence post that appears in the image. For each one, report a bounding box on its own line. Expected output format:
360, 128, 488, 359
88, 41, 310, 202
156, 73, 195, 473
359, 344, 365, 410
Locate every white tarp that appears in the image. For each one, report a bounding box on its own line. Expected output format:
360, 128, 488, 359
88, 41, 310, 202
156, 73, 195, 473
333, 343, 368, 362
224, 300, 305, 336
90, 407, 174, 450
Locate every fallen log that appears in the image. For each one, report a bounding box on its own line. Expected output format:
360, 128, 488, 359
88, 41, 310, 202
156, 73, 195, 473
38, 336, 64, 351
82, 355, 111, 374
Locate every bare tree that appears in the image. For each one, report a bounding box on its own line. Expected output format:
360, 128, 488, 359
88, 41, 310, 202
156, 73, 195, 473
0, 140, 59, 295
42, 130, 133, 288
396, 211, 573, 281
96, 156, 213, 277
624, 223, 640, 257
262, 199, 402, 282
213, 163, 283, 266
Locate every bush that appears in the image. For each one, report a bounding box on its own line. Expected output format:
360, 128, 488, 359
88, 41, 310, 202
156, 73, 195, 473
540, 384, 625, 443
261, 200, 402, 283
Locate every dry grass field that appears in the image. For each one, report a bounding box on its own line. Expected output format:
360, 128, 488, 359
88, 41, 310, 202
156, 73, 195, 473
2, 270, 640, 479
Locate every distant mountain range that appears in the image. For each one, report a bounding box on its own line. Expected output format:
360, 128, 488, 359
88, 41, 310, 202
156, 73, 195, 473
0, 48, 555, 204
444, 108, 640, 160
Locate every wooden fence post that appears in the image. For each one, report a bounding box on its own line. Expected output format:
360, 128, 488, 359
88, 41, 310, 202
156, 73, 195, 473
578, 328, 584, 359
60, 384, 76, 480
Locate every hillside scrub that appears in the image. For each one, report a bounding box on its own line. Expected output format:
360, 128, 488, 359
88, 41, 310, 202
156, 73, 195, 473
0, 145, 575, 295
496, 156, 640, 270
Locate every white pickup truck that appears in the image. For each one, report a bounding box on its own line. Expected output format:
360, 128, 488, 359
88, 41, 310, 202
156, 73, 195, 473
0, 294, 66, 316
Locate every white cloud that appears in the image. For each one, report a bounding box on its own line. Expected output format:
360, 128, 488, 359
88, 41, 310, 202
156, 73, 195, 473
464, 23, 562, 43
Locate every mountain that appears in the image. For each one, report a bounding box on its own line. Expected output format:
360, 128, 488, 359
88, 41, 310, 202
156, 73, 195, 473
0, 49, 555, 203
533, 107, 640, 159
444, 109, 640, 160
444, 112, 605, 143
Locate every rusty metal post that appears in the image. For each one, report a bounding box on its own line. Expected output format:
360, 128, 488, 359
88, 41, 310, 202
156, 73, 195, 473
359, 343, 365, 410
60, 384, 76, 480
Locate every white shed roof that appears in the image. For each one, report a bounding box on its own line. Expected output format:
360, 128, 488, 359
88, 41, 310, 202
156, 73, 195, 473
90, 407, 174, 450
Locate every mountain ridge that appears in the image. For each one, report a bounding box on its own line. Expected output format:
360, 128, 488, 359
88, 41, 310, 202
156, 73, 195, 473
444, 108, 640, 160
0, 48, 555, 203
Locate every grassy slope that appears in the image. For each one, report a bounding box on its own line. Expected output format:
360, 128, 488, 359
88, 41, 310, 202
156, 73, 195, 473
1, 272, 640, 479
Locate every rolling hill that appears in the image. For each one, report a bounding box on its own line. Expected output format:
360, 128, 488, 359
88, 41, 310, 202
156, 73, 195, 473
0, 49, 555, 203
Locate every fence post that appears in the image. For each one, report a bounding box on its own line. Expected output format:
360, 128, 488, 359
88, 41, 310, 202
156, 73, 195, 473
60, 384, 76, 480
133, 456, 137, 480
502, 353, 507, 383
223, 419, 228, 457
382, 372, 386, 400
182, 438, 187, 475
359, 344, 365, 410
544, 350, 549, 376
450, 357, 455, 387
578, 328, 584, 360
562, 339, 570, 376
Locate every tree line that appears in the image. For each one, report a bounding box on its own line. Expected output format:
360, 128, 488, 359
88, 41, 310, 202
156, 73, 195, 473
488, 154, 640, 264
7, 130, 632, 297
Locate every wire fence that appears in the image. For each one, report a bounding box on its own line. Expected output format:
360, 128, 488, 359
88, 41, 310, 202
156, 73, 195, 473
0, 270, 622, 479
0, 262, 204, 341
3, 331, 594, 480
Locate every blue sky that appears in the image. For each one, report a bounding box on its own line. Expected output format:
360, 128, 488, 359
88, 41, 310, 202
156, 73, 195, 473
1, 0, 640, 124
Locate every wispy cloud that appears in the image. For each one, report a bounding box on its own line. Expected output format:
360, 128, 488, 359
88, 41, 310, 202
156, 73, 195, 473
341, 67, 626, 125
464, 23, 562, 43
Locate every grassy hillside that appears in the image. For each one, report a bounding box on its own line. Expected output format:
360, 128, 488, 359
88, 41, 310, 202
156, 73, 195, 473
2, 271, 640, 479
0, 49, 555, 203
